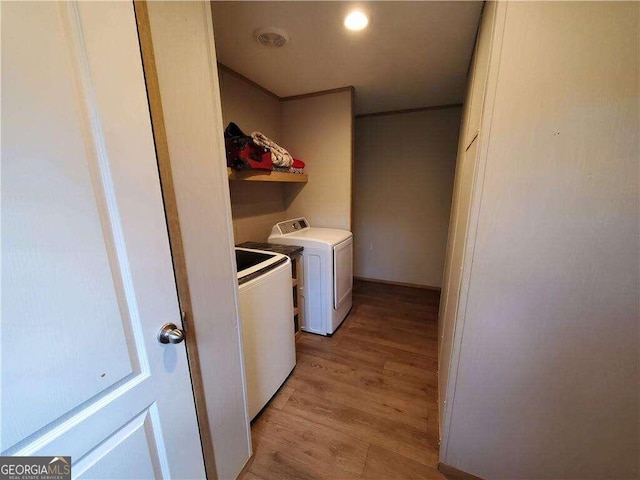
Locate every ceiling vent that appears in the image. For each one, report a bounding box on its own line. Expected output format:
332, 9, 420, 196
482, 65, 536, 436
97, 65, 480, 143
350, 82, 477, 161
253, 27, 289, 47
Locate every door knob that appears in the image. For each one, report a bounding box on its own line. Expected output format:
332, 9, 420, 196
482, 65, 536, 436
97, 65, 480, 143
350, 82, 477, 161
158, 323, 185, 344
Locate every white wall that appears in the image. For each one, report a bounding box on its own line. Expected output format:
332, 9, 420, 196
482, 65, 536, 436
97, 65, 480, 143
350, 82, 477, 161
146, 3, 252, 479
228, 181, 287, 244
353, 108, 461, 288
219, 69, 282, 143
219, 70, 289, 243
282, 90, 353, 231
442, 2, 640, 478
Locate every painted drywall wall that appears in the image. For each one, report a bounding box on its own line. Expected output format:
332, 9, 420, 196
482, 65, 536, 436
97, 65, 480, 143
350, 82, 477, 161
282, 90, 353, 230
229, 181, 287, 243
219, 69, 282, 143
442, 2, 640, 479
146, 3, 252, 479
353, 108, 461, 288
219, 70, 288, 243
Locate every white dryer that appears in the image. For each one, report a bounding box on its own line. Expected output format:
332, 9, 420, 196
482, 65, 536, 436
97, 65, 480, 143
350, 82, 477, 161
269, 218, 353, 335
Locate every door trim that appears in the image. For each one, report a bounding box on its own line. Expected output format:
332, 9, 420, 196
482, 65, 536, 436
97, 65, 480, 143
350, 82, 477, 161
133, 2, 216, 477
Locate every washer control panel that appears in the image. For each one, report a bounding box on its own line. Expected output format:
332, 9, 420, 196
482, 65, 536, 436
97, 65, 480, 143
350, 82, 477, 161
274, 218, 309, 235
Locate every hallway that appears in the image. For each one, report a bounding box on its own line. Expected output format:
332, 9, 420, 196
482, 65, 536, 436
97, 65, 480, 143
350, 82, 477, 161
241, 280, 446, 479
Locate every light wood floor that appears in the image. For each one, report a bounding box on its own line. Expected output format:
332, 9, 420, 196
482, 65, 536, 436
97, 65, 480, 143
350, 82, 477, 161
241, 280, 448, 480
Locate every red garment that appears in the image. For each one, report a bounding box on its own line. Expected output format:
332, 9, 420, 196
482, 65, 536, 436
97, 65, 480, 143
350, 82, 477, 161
292, 159, 305, 169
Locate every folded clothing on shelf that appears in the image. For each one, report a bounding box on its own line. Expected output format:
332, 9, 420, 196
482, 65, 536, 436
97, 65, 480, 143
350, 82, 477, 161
224, 122, 306, 174
224, 122, 273, 171
273, 166, 305, 174
274, 159, 305, 174
251, 131, 293, 167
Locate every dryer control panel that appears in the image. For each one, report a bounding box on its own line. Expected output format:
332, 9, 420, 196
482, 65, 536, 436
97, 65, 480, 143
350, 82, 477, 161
273, 218, 309, 235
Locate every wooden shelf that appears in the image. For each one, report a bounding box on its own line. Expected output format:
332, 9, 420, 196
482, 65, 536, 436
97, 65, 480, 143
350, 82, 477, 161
227, 168, 308, 183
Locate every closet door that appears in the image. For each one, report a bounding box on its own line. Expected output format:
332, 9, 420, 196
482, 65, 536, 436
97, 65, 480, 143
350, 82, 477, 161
438, 137, 479, 429
463, 2, 497, 149
437, 0, 499, 439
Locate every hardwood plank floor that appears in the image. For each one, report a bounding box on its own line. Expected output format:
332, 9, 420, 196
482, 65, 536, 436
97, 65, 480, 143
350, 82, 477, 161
240, 280, 448, 480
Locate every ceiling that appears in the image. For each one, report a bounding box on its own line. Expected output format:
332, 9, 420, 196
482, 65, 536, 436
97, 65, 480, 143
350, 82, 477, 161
211, 1, 483, 115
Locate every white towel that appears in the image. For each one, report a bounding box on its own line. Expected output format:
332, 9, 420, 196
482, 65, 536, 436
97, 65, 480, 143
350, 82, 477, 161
251, 131, 293, 167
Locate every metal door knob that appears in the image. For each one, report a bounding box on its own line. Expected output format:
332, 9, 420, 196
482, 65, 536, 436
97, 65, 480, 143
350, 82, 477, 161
158, 323, 185, 344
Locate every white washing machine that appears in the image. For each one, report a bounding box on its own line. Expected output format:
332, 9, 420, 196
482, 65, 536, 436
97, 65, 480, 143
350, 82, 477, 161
235, 248, 296, 420
269, 218, 353, 336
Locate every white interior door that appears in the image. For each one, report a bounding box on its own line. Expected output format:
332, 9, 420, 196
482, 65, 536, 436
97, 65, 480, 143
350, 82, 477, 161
1, 2, 205, 479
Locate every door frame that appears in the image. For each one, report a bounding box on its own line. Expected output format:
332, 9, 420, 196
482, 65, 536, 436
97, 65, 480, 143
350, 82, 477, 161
133, 2, 252, 478
133, 2, 217, 477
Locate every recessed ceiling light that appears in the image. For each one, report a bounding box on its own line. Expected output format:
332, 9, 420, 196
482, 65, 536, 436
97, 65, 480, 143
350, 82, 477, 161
344, 11, 368, 31
253, 27, 289, 47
